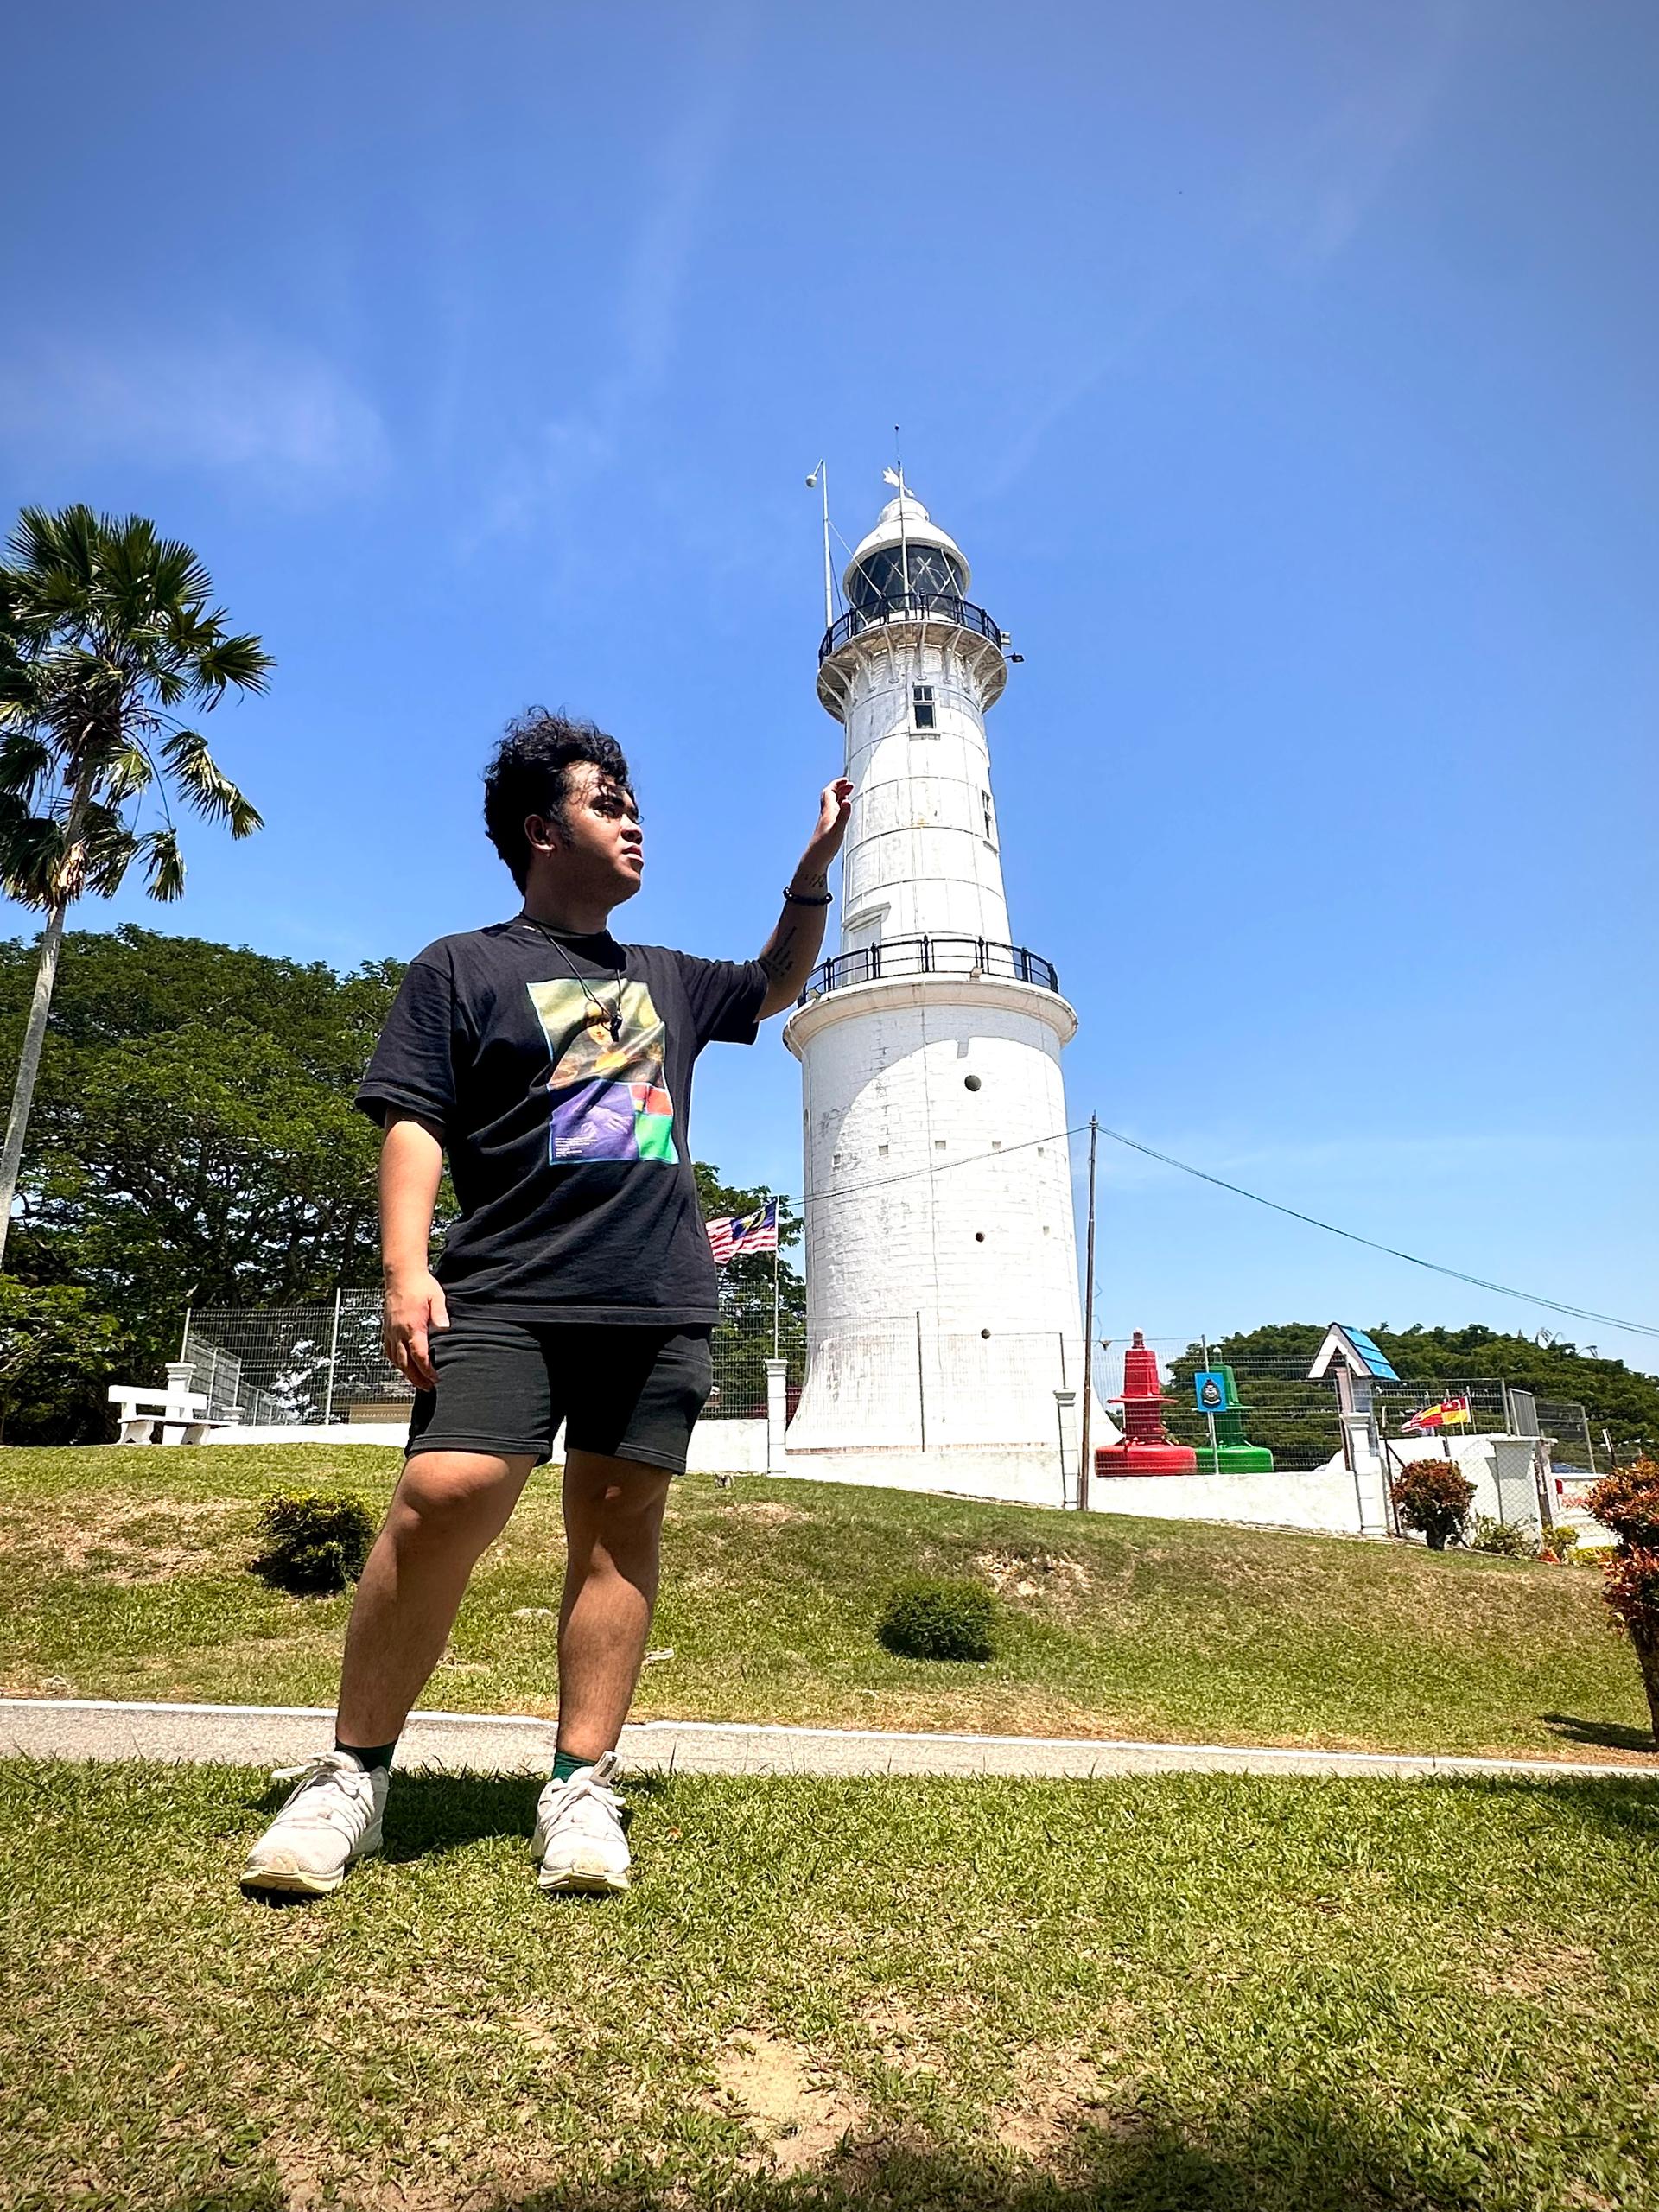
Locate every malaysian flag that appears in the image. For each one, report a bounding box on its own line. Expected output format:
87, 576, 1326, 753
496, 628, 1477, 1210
705, 1198, 779, 1264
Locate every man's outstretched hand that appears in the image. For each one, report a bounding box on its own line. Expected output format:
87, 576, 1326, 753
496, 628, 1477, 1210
756, 778, 856, 1018
804, 778, 854, 872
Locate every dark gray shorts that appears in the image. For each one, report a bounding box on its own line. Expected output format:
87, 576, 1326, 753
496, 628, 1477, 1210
406, 1312, 714, 1475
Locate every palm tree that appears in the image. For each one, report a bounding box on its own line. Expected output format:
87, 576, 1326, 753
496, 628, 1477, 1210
0, 505, 271, 1268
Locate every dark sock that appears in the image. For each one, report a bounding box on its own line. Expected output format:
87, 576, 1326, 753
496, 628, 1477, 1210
551, 1749, 595, 1784
335, 1739, 397, 1773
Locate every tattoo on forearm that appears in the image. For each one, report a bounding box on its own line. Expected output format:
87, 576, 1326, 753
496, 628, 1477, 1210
760, 921, 799, 983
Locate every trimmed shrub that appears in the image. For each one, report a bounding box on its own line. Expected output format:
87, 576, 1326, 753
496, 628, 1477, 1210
878, 1576, 997, 1662
1470, 1514, 1535, 1560
251, 1490, 376, 1597
1390, 1459, 1477, 1551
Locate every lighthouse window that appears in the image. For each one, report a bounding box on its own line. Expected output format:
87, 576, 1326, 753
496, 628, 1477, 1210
963, 1073, 982, 1092
982, 791, 996, 844
912, 683, 936, 730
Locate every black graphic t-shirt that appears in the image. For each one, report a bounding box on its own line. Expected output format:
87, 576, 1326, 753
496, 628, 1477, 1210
356, 920, 769, 1323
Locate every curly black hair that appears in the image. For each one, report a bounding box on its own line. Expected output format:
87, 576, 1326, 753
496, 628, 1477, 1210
481, 708, 634, 890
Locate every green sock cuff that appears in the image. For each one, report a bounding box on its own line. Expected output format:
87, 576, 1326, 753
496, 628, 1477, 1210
551, 1750, 594, 1784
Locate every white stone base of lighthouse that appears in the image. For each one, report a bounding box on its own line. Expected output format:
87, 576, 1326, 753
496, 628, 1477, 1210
783, 973, 1110, 1508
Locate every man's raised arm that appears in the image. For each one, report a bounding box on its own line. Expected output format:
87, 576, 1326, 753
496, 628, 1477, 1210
755, 778, 853, 1019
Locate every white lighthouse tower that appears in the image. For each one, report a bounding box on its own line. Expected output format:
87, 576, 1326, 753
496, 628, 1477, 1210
783, 481, 1090, 1505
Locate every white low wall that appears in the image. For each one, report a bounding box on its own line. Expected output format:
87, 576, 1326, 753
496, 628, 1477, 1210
779, 1443, 1076, 1510
1089, 1459, 1382, 1535
1090, 1435, 1552, 1540
197, 1416, 772, 1474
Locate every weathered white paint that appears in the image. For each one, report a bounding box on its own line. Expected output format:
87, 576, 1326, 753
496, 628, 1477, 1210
784, 490, 1090, 1477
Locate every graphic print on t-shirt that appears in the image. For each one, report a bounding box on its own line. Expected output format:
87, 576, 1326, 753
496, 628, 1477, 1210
526, 979, 678, 1164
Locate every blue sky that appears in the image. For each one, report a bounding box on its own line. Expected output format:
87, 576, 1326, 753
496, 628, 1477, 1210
3, 2, 1655, 1370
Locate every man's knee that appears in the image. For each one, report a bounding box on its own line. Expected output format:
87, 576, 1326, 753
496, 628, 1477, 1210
564, 1454, 671, 1542
392, 1451, 531, 1548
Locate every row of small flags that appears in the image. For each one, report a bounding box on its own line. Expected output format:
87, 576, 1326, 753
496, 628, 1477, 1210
704, 1198, 780, 1264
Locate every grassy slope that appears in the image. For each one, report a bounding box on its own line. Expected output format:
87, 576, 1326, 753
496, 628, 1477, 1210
3, 1760, 1657, 2211
0, 1443, 1651, 1761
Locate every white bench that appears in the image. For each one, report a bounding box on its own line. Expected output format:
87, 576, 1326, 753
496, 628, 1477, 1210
108, 1362, 243, 1446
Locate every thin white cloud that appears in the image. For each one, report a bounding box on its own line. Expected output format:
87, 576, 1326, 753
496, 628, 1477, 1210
0, 333, 389, 496
986, 0, 1467, 497
1242, 1, 1466, 271
462, 7, 750, 556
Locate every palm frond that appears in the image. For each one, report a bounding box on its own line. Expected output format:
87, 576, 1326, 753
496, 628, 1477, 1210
80, 811, 141, 899
0, 731, 53, 798
159, 728, 256, 829
190, 631, 274, 698
137, 826, 187, 903
0, 802, 64, 907
100, 743, 154, 804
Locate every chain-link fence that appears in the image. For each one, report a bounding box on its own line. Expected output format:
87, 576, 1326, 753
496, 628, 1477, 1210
181, 1294, 806, 1428
178, 1300, 1603, 1477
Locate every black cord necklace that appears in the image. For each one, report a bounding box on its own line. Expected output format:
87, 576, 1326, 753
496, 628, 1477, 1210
516, 912, 625, 1043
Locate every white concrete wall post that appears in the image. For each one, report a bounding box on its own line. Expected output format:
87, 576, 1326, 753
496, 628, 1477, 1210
764, 1358, 788, 1475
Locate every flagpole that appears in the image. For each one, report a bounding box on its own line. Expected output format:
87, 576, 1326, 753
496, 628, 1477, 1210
894, 427, 910, 595
807, 462, 834, 631
772, 1237, 780, 1360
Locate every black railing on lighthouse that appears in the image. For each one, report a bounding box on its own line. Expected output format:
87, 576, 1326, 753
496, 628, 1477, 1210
798, 934, 1060, 1004
818, 594, 1006, 664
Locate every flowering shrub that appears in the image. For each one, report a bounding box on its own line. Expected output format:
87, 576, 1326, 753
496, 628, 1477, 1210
1602, 1548, 1659, 1638
1585, 1461, 1659, 1549
1585, 1460, 1659, 1745
1390, 1459, 1477, 1551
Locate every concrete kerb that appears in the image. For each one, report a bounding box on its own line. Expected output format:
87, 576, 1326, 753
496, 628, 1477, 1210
1, 1697, 1653, 1783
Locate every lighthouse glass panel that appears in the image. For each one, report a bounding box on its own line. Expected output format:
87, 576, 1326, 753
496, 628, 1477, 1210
847, 544, 968, 614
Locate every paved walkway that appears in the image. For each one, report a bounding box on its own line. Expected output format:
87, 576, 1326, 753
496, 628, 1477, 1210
1, 1696, 1651, 1782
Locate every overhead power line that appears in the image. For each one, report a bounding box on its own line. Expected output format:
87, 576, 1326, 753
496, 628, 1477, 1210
1092, 1122, 1659, 1342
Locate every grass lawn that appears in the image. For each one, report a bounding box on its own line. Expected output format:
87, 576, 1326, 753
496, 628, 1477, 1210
3, 1759, 1657, 2210
0, 1443, 1652, 1763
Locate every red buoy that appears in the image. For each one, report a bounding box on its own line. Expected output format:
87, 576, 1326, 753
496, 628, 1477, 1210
1095, 1330, 1198, 1477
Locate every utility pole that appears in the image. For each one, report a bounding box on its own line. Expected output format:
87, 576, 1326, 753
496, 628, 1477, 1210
1078, 1115, 1098, 1512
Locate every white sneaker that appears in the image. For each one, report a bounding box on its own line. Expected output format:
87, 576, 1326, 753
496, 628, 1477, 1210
240, 1751, 388, 1896
531, 1751, 631, 1895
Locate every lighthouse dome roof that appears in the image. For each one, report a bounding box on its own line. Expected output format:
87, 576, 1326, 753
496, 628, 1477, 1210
842, 488, 972, 614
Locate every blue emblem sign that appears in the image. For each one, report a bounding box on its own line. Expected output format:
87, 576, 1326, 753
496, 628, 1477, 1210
1194, 1370, 1227, 1413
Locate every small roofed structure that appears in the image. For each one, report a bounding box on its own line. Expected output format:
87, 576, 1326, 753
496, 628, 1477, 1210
1096, 1332, 1198, 1477
1308, 1325, 1400, 1386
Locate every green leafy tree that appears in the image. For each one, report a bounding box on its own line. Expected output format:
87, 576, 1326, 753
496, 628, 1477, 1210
0, 505, 270, 1267
694, 1160, 804, 1416
0, 928, 408, 1416
0, 1279, 124, 1443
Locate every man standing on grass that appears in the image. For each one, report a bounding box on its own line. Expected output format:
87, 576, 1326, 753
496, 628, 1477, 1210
243, 709, 849, 1898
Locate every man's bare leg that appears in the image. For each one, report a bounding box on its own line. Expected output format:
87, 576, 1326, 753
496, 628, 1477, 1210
555, 1450, 673, 1760
335, 1450, 536, 1747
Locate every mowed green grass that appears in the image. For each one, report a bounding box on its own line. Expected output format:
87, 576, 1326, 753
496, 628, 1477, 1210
3, 1760, 1657, 2210
0, 1443, 1651, 1761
